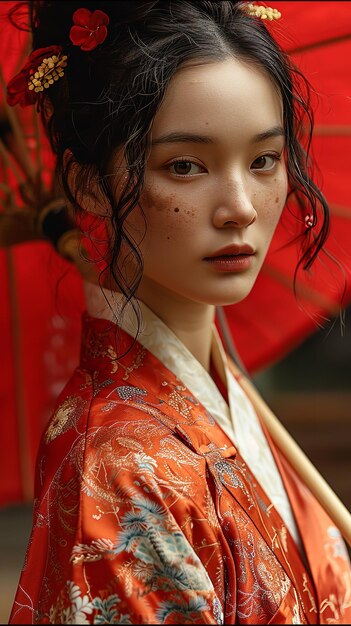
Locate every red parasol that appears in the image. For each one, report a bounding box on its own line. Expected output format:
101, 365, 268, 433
223, 1, 351, 372
0, 3, 84, 504
0, 1, 350, 506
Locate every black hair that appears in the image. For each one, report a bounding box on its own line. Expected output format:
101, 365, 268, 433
11, 1, 333, 323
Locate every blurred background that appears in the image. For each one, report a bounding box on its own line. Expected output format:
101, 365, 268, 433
1, 1, 350, 623
255, 307, 351, 515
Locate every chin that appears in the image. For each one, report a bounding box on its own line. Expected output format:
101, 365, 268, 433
200, 279, 258, 307
195, 289, 255, 307
215, 294, 253, 306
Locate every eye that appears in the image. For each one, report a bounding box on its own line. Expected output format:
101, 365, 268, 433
167, 160, 205, 177
251, 154, 279, 171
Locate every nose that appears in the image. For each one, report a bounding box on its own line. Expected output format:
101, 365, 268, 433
212, 176, 257, 229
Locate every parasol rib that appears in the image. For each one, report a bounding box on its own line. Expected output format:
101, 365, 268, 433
261, 265, 342, 317
0, 68, 37, 182
287, 33, 351, 55
5, 250, 34, 502
0, 139, 25, 186
329, 204, 351, 218
313, 125, 351, 136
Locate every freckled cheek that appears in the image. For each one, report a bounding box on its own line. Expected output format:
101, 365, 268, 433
255, 184, 286, 231
140, 190, 199, 241
267, 176, 286, 210
273, 180, 288, 221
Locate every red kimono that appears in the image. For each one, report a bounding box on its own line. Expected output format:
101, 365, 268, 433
9, 314, 351, 624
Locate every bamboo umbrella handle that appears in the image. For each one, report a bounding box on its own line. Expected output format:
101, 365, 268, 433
228, 359, 351, 547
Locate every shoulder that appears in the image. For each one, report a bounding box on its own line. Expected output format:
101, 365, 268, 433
40, 369, 207, 496
42, 366, 165, 446
42, 366, 94, 446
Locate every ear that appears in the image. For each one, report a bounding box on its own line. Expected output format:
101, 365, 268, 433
63, 148, 112, 217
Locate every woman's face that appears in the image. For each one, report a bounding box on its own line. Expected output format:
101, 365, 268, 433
123, 57, 287, 307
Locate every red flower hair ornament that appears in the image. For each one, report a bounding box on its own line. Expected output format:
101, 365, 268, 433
6, 7, 110, 107
6, 46, 66, 107
69, 8, 110, 51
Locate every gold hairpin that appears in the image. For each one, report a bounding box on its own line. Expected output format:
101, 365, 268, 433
28, 53, 68, 94
243, 3, 281, 21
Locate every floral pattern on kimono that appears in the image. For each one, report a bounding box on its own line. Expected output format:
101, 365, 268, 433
9, 314, 351, 624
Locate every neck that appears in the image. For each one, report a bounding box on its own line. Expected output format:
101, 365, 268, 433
84, 280, 216, 372
137, 283, 215, 372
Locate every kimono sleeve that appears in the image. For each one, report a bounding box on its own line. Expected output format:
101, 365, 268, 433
47, 443, 225, 625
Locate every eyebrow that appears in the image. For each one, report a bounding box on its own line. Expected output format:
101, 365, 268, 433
152, 132, 213, 146
252, 126, 285, 143
151, 125, 285, 146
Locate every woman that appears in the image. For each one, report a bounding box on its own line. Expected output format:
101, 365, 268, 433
7, 1, 351, 623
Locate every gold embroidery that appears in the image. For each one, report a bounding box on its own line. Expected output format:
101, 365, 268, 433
302, 572, 317, 614
320, 594, 341, 621
341, 571, 351, 610
168, 388, 192, 418
117, 437, 144, 452
280, 525, 288, 553
45, 395, 86, 443
121, 345, 145, 381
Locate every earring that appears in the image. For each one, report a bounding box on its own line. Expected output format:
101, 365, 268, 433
304, 214, 314, 228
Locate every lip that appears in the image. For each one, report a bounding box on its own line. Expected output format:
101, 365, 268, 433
204, 243, 255, 259
204, 243, 255, 273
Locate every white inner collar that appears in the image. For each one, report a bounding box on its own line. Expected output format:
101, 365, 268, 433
84, 281, 234, 440
84, 280, 301, 547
